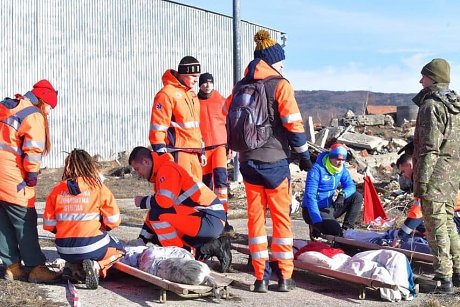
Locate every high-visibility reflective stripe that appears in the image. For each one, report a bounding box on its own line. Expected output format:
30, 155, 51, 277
176, 182, 203, 205
281, 112, 302, 124
57, 234, 110, 254
218, 197, 227, 203
248, 236, 268, 245
195, 203, 225, 211
157, 231, 179, 241
401, 223, 413, 235
455, 211, 460, 218
43, 219, 57, 227
104, 214, 120, 224
272, 237, 293, 245
251, 250, 269, 259
56, 213, 100, 221
0, 118, 20, 130
23, 140, 45, 150
157, 189, 177, 203
144, 195, 153, 209
156, 147, 168, 153
139, 229, 153, 239
294, 143, 309, 153
215, 187, 228, 194
24, 155, 42, 162
170, 121, 199, 128
272, 251, 294, 259
151, 221, 172, 229
0, 143, 22, 155
150, 124, 168, 131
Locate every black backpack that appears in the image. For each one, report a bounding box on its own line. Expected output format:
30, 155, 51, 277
226, 76, 282, 152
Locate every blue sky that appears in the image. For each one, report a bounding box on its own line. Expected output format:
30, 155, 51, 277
174, 0, 460, 93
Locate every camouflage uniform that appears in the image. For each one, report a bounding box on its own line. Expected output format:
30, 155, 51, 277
413, 83, 460, 278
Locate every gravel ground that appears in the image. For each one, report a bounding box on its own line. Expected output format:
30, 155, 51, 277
29, 200, 460, 307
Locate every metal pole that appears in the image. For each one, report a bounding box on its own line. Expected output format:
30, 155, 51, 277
232, 0, 242, 182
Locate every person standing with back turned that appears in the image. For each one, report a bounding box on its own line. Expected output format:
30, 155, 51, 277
226, 30, 312, 293
413, 58, 460, 294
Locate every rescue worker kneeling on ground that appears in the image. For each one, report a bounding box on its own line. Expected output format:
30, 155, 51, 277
43, 149, 125, 289
129, 146, 232, 273
302, 143, 363, 238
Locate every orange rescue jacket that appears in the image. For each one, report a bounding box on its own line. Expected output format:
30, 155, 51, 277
199, 90, 227, 148
43, 178, 121, 240
149, 70, 203, 153
224, 59, 309, 163
0, 96, 46, 207
140, 152, 224, 218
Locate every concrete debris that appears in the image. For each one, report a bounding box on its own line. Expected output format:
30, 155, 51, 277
341, 114, 394, 127
337, 131, 389, 151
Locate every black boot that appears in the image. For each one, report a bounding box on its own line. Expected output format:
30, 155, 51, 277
453, 272, 460, 287
253, 279, 269, 293
278, 278, 296, 292
419, 276, 453, 294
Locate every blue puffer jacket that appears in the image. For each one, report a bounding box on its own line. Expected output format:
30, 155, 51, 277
301, 152, 356, 224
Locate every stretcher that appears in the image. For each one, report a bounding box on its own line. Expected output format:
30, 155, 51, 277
320, 234, 435, 263
113, 261, 240, 303
231, 242, 398, 299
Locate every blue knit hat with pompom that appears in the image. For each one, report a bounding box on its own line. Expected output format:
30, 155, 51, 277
253, 30, 285, 65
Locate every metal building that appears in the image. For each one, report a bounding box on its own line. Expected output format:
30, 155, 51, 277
0, 0, 284, 168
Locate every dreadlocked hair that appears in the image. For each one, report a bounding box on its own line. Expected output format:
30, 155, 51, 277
36, 99, 51, 155
63, 149, 102, 189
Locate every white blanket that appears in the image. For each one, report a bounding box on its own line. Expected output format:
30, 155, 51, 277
122, 245, 213, 286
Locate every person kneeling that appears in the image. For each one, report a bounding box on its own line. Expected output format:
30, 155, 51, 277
301, 144, 363, 238
43, 149, 125, 289
129, 146, 232, 273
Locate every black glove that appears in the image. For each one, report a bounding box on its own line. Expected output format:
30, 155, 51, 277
299, 158, 313, 171
25, 172, 38, 187
333, 192, 345, 210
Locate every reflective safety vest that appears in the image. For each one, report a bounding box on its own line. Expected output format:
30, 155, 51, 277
0, 95, 45, 207
43, 178, 121, 257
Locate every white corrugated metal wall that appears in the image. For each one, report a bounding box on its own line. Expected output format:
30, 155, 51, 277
0, 0, 283, 168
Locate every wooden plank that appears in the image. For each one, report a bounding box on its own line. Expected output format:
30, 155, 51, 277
293, 260, 398, 290
321, 234, 435, 263
232, 243, 398, 290
113, 262, 216, 295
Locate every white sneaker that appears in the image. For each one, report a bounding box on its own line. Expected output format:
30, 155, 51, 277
82, 259, 100, 289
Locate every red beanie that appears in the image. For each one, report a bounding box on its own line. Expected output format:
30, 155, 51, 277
31, 79, 58, 108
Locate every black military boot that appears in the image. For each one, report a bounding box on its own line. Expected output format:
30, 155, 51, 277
278, 278, 296, 292
269, 261, 296, 292
253, 279, 269, 293
420, 276, 453, 294
452, 272, 460, 287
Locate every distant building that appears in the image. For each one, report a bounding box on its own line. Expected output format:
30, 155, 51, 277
0, 0, 284, 167
366, 105, 397, 116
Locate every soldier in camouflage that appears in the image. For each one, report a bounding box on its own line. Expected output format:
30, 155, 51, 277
413, 58, 460, 294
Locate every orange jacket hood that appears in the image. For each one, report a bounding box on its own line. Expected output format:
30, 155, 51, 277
162, 69, 190, 91
243, 58, 282, 82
